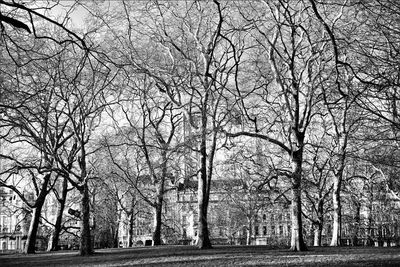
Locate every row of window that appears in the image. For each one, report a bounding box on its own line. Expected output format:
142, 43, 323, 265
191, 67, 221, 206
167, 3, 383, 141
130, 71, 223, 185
260, 213, 290, 222
254, 224, 288, 237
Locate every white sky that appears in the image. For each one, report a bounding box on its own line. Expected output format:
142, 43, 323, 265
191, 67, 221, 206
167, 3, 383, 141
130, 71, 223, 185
38, 1, 89, 28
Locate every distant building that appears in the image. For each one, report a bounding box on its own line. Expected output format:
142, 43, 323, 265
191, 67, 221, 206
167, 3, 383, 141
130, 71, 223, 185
0, 182, 82, 252
117, 177, 288, 247
117, 174, 400, 248
0, 188, 30, 252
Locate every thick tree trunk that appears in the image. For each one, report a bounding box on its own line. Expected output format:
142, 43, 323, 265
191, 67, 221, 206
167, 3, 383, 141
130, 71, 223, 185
314, 199, 324, 246
152, 157, 165, 246
128, 211, 134, 247
290, 186, 307, 251
197, 190, 212, 249
48, 177, 68, 251
352, 203, 361, 246
196, 112, 212, 249
197, 152, 212, 250
79, 182, 93, 256
152, 200, 163, 246
290, 151, 307, 251
196, 159, 212, 248
24, 173, 51, 254
330, 176, 342, 246
24, 204, 44, 254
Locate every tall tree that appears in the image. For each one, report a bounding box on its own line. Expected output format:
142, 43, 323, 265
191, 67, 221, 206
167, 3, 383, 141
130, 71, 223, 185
309, 0, 400, 246
226, 0, 345, 251
302, 137, 333, 246
0, 38, 79, 253
53, 56, 117, 256
220, 142, 272, 245
47, 175, 73, 251
104, 76, 182, 246
107, 1, 243, 249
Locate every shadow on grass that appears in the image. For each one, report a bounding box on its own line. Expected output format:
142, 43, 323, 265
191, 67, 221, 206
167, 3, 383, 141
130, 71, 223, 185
1, 245, 399, 266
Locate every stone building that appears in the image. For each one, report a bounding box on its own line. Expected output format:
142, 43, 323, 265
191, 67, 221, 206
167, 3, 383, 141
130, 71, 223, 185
0, 188, 31, 252
117, 173, 400, 248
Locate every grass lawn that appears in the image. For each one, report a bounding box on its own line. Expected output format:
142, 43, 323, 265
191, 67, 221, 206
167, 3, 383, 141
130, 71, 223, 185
1, 245, 400, 266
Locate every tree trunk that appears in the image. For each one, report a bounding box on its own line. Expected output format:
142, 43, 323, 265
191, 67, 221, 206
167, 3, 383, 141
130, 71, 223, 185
313, 223, 323, 247
197, 190, 212, 249
290, 150, 307, 251
152, 200, 163, 246
352, 202, 361, 246
196, 110, 212, 249
79, 182, 93, 256
128, 211, 134, 247
24, 173, 51, 254
246, 217, 252, 245
196, 160, 212, 248
366, 181, 374, 246
113, 225, 119, 248
314, 198, 324, 246
48, 201, 65, 251
152, 153, 166, 246
330, 126, 348, 247
48, 176, 68, 251
330, 176, 342, 246
24, 204, 44, 254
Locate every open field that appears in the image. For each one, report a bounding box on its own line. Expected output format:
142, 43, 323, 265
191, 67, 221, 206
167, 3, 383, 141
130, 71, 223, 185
1, 246, 400, 266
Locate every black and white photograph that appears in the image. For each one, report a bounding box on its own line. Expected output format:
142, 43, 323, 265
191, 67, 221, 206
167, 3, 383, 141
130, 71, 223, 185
1, 0, 400, 266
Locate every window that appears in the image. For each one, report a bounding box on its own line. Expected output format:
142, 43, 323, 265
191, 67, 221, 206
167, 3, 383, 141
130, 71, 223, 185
279, 225, 283, 235
255, 226, 259, 236
263, 226, 267, 236
263, 214, 267, 221
183, 228, 187, 238
271, 225, 275, 235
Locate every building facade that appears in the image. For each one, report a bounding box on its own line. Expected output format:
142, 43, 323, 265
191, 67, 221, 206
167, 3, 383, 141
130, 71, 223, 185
0, 188, 31, 252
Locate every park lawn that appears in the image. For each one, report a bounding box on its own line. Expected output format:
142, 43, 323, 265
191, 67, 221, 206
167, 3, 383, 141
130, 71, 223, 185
1, 245, 400, 266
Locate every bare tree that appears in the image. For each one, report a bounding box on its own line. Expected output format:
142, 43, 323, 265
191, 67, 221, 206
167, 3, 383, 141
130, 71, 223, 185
102, 71, 182, 246
47, 175, 74, 251
0, 0, 87, 50
102, 1, 243, 249
219, 139, 274, 245
225, 0, 346, 251
0, 40, 79, 253
53, 58, 117, 255
302, 137, 333, 246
